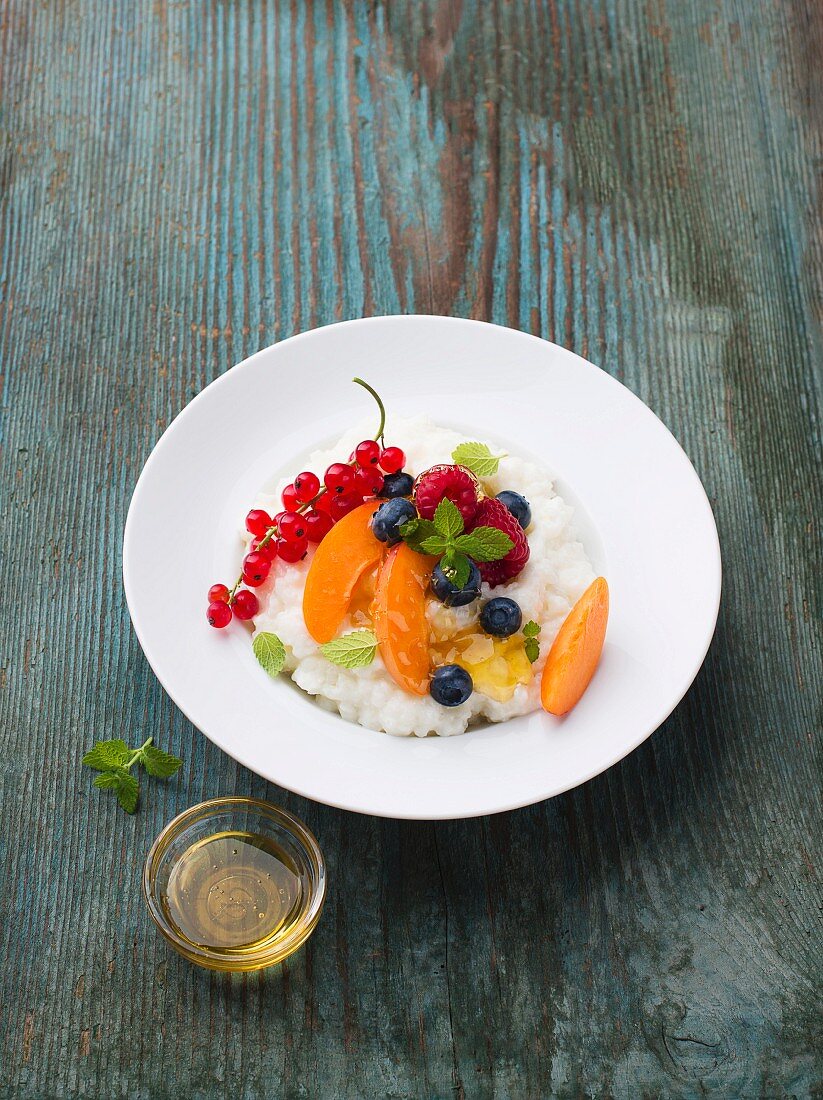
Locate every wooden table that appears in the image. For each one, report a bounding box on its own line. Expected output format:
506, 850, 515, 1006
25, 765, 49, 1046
1, 2, 820, 1096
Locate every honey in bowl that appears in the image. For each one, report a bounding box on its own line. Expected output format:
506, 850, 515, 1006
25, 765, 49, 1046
162, 831, 303, 951
144, 798, 326, 971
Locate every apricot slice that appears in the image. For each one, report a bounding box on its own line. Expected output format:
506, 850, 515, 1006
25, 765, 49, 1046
541, 577, 609, 715
303, 501, 382, 644
372, 544, 435, 696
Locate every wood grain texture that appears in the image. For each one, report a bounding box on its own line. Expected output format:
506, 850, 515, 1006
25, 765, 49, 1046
0, 0, 821, 1096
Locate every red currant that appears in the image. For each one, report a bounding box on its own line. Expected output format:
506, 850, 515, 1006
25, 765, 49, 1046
329, 493, 361, 520
281, 484, 301, 512
232, 589, 259, 620
314, 493, 334, 514
379, 446, 405, 474
242, 551, 271, 586
324, 462, 355, 495
245, 509, 272, 538
250, 535, 276, 560
355, 439, 381, 467
276, 535, 309, 562
208, 583, 230, 603
207, 601, 232, 628
294, 470, 321, 502
278, 511, 308, 543
305, 509, 334, 542
354, 465, 384, 497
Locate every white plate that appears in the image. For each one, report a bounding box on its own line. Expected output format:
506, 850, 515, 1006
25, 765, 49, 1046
124, 317, 721, 819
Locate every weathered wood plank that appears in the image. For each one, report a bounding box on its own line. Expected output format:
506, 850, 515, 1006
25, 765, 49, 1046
0, 0, 820, 1097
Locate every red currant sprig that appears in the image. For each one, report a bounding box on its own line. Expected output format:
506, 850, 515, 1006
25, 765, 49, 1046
206, 377, 407, 628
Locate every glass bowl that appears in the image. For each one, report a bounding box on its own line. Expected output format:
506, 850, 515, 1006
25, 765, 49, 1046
143, 797, 326, 971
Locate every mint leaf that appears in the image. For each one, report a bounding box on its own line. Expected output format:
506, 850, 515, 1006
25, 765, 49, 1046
400, 517, 439, 554
82, 739, 131, 771
114, 773, 139, 814
253, 632, 286, 678
320, 630, 378, 669
441, 550, 471, 590
418, 534, 449, 555
140, 744, 183, 779
452, 441, 507, 478
523, 620, 541, 638
83, 735, 183, 815
433, 497, 464, 539
454, 526, 513, 563
94, 767, 140, 814
524, 638, 540, 664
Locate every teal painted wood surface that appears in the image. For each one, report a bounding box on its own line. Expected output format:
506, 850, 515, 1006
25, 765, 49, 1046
1, 1, 820, 1096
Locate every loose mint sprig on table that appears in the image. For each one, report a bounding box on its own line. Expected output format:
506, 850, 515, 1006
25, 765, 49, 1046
82, 737, 183, 814
400, 498, 513, 589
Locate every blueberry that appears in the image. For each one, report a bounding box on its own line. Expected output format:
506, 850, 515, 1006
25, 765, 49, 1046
430, 664, 473, 707
430, 559, 482, 607
371, 498, 417, 545
378, 472, 414, 498
496, 490, 531, 529
480, 597, 522, 637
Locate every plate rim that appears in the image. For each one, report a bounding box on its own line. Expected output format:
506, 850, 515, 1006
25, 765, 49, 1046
123, 315, 722, 819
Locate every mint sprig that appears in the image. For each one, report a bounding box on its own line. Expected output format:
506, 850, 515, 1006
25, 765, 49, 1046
83, 737, 183, 814
253, 631, 286, 677
523, 620, 541, 663
452, 441, 507, 478
321, 629, 378, 669
399, 497, 513, 584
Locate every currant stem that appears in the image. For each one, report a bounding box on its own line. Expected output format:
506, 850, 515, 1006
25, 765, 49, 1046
352, 377, 386, 443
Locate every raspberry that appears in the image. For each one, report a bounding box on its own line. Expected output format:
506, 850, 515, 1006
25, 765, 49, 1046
414, 465, 479, 524
468, 497, 530, 586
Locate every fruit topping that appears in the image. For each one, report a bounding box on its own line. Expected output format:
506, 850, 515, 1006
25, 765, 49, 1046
324, 462, 355, 495
207, 601, 232, 628
281, 484, 301, 511
208, 378, 408, 631
232, 589, 259, 620
414, 464, 479, 525
276, 536, 308, 562
353, 465, 385, 497
429, 625, 533, 703
379, 445, 406, 474
372, 543, 434, 695
480, 597, 523, 637
293, 471, 321, 501
541, 577, 609, 715
302, 501, 382, 644
378, 471, 414, 498
371, 498, 417, 546
250, 535, 276, 559
278, 511, 307, 542
430, 664, 473, 707
355, 439, 381, 467
242, 551, 271, 586
329, 492, 363, 520
495, 490, 531, 529
245, 509, 272, 537
467, 497, 530, 585
431, 559, 481, 607
305, 509, 334, 543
